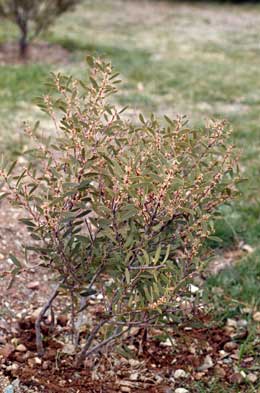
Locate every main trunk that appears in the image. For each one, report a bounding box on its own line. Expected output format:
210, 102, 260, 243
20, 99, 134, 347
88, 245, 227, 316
19, 23, 28, 58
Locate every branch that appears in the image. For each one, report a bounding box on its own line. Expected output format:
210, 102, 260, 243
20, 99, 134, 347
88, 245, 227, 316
129, 264, 166, 271
35, 279, 64, 356
75, 325, 130, 367
74, 319, 107, 367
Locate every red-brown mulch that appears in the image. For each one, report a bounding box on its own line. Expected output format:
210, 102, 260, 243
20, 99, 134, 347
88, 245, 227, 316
0, 313, 257, 393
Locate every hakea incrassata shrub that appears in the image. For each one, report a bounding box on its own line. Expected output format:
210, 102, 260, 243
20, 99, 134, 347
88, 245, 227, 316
0, 57, 239, 366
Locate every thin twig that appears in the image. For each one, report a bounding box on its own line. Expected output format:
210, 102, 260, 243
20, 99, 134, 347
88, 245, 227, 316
129, 264, 166, 270
74, 319, 107, 367
75, 295, 87, 348
70, 289, 76, 344
76, 326, 130, 367
35, 279, 64, 356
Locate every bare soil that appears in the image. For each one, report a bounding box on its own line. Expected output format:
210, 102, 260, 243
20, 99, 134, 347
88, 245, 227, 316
0, 42, 71, 66
1, 314, 256, 393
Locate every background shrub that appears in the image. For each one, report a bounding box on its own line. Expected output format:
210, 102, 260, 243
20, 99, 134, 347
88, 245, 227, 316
0, 0, 82, 57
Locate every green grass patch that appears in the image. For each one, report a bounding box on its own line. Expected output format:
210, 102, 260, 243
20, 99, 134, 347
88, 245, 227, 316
0, 64, 50, 156
0, 65, 49, 109
207, 249, 260, 308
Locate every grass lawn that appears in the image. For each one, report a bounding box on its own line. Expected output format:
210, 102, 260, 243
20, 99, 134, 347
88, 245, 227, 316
0, 0, 259, 374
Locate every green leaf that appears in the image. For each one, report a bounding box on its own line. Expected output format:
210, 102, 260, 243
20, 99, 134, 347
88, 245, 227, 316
139, 113, 145, 124
80, 288, 97, 297
125, 268, 130, 285
0, 192, 9, 201
164, 115, 174, 126
7, 160, 17, 176
9, 254, 21, 268
86, 55, 94, 67
19, 218, 36, 227
78, 180, 91, 191
89, 76, 99, 90
162, 245, 171, 263
154, 245, 161, 265
142, 249, 150, 265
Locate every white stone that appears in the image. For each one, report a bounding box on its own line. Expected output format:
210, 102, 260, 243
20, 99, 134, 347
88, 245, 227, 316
160, 338, 176, 347
173, 369, 187, 379
188, 284, 200, 293
226, 318, 237, 328
129, 359, 140, 367
130, 372, 139, 381
174, 388, 189, 393
121, 387, 131, 393
247, 373, 258, 383
62, 343, 76, 355
253, 311, 260, 322
241, 244, 254, 253
31, 307, 42, 319
34, 357, 42, 365
7, 364, 18, 371
197, 355, 214, 371
155, 375, 164, 384
237, 319, 248, 328
16, 344, 27, 352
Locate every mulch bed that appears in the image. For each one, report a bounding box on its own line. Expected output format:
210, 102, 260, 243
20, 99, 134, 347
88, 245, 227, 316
0, 312, 258, 393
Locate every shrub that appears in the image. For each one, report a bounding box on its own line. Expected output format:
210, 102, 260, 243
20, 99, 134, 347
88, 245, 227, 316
0, 0, 81, 57
0, 57, 239, 366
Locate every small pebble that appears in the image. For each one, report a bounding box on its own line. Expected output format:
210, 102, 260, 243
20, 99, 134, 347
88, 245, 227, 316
130, 372, 138, 381
42, 361, 50, 370
16, 344, 27, 352
247, 373, 258, 383
226, 318, 237, 328
34, 356, 42, 365
253, 311, 260, 322
195, 372, 205, 380
197, 355, 213, 371
160, 338, 176, 347
4, 386, 14, 393
188, 284, 200, 293
0, 335, 6, 344
6, 363, 18, 372
214, 365, 226, 378
224, 342, 238, 352
223, 358, 233, 364
27, 281, 40, 290
241, 244, 254, 253
237, 319, 248, 328
229, 373, 243, 384
173, 369, 187, 379
174, 388, 189, 393
128, 359, 140, 367
121, 387, 131, 393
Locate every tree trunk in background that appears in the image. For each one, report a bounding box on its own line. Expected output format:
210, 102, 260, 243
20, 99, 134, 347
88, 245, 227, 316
19, 21, 28, 58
